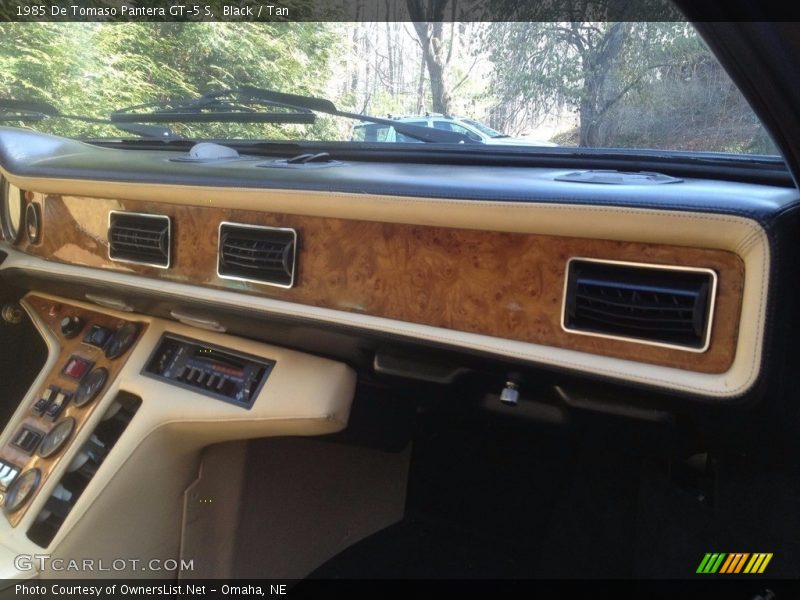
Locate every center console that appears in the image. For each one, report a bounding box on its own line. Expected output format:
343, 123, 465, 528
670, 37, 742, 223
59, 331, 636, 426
0, 296, 145, 526
0, 292, 355, 579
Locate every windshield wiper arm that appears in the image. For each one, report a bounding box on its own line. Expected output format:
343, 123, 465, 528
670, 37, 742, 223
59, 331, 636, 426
237, 86, 473, 144
113, 88, 469, 143
0, 98, 182, 140
111, 90, 316, 125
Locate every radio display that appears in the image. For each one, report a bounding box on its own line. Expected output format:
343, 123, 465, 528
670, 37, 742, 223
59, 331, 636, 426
142, 334, 275, 408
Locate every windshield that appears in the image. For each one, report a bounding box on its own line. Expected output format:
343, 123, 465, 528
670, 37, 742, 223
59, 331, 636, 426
461, 119, 506, 138
0, 19, 780, 155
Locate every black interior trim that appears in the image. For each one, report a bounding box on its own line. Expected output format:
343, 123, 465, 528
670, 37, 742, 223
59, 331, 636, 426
0, 128, 796, 226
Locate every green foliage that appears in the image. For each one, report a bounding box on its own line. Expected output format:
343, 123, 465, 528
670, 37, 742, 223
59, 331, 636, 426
0, 22, 344, 139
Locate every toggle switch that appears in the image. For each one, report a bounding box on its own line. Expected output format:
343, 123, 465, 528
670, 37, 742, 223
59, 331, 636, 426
83, 324, 113, 348
62, 355, 93, 381
11, 427, 43, 454
32, 386, 58, 416
45, 391, 71, 420
0, 460, 20, 490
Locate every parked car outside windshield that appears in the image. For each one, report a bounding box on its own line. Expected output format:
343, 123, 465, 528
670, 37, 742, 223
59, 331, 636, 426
351, 116, 558, 146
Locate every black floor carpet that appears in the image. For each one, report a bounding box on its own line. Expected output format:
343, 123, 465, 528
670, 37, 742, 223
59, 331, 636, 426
245, 405, 800, 581
310, 410, 642, 579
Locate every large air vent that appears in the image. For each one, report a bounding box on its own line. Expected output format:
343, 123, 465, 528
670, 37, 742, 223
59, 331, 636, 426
217, 222, 297, 288
108, 211, 171, 268
562, 258, 717, 351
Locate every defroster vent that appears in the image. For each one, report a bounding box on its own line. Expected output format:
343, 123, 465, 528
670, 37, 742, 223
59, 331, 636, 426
108, 211, 171, 268
217, 222, 297, 288
563, 258, 717, 351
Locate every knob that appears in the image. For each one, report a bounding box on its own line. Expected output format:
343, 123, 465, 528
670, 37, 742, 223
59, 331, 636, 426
500, 381, 520, 406
1, 304, 22, 325
60, 316, 84, 338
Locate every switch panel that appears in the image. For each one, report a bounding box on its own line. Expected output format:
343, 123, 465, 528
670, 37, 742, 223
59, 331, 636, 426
0, 294, 148, 528
143, 334, 274, 409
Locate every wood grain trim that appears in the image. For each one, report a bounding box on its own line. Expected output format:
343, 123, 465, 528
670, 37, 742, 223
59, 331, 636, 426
0, 295, 145, 527
16, 193, 745, 373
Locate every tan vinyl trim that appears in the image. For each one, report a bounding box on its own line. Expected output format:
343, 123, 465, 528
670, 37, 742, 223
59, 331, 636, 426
0, 170, 783, 245
0, 292, 355, 565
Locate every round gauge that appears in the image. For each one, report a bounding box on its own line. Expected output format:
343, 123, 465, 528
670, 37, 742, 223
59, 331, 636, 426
3, 468, 41, 514
105, 322, 141, 360
74, 367, 109, 407
0, 176, 23, 243
25, 202, 41, 244
38, 417, 76, 458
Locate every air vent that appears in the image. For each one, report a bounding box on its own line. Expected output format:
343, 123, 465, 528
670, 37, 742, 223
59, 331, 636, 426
217, 222, 296, 288
555, 170, 683, 185
563, 258, 717, 351
257, 152, 342, 169
108, 211, 171, 268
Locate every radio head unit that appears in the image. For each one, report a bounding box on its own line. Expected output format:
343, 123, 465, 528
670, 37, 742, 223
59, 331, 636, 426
143, 334, 274, 408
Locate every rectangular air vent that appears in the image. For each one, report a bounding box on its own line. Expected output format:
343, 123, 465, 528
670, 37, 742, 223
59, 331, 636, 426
217, 222, 297, 288
108, 211, 171, 268
562, 258, 717, 351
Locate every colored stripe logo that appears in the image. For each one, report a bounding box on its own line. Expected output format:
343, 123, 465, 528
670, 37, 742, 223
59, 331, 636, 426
696, 553, 773, 574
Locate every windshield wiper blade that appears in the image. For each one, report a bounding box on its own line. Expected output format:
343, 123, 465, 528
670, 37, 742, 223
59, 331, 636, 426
111, 90, 316, 125
112, 88, 470, 143
237, 86, 473, 144
0, 98, 183, 140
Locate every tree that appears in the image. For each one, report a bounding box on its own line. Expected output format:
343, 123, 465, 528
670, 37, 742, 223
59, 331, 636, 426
406, 0, 452, 114
482, 0, 700, 146
486, 21, 647, 146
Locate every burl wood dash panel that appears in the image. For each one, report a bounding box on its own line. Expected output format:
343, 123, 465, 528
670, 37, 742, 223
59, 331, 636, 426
0, 295, 146, 526
18, 193, 745, 373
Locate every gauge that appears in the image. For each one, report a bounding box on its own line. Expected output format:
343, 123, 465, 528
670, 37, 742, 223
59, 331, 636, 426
3, 468, 41, 514
74, 367, 108, 407
0, 176, 23, 243
25, 202, 41, 244
105, 322, 141, 360
38, 417, 76, 458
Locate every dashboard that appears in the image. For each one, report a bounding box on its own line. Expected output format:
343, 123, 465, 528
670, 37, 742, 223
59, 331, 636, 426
0, 128, 794, 399
0, 126, 799, 577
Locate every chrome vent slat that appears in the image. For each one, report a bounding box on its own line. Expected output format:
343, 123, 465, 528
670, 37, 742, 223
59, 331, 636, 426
217, 222, 297, 288
107, 211, 171, 268
563, 258, 716, 351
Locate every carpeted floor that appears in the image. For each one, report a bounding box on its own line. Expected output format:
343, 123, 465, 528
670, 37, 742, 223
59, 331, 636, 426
237, 403, 800, 580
